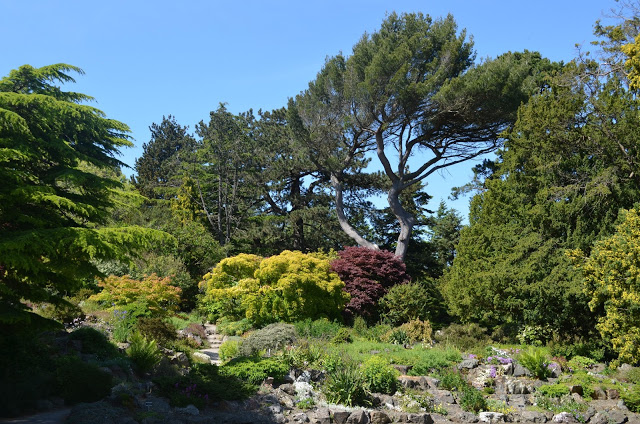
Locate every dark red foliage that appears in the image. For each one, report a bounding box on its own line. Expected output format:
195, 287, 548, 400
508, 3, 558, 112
330, 247, 410, 322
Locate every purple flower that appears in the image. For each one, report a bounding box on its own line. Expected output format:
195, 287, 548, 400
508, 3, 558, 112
489, 366, 497, 378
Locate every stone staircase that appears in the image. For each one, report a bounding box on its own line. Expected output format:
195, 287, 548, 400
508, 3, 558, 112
194, 323, 224, 365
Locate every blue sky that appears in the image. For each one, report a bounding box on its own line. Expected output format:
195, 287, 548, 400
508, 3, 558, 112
1, 0, 621, 218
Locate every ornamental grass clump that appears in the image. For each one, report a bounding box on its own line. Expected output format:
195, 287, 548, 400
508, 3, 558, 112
323, 360, 370, 407
127, 331, 162, 373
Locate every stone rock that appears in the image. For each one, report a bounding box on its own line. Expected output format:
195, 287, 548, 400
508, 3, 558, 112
370, 410, 392, 424
406, 413, 434, 424
478, 412, 505, 423
571, 392, 583, 403
502, 362, 514, 376
292, 412, 310, 423
174, 404, 199, 416
548, 362, 562, 378
521, 410, 547, 423
265, 376, 275, 386
552, 412, 577, 423
398, 375, 428, 390
136, 395, 171, 413
333, 410, 351, 424
453, 411, 479, 422
273, 413, 286, 424
607, 388, 620, 399
568, 385, 583, 396
458, 358, 480, 370
191, 351, 211, 363
66, 401, 137, 424
590, 412, 609, 424
393, 364, 412, 374
512, 363, 531, 377
618, 363, 634, 372
618, 399, 629, 411
583, 407, 596, 422
425, 376, 440, 389
591, 387, 607, 400
267, 403, 283, 414
608, 411, 629, 424
278, 384, 296, 396
309, 369, 325, 382
505, 379, 530, 394
508, 394, 531, 408
346, 410, 370, 424
374, 393, 396, 408
296, 370, 312, 383
294, 381, 314, 399
169, 351, 190, 367
432, 389, 455, 404
312, 407, 332, 424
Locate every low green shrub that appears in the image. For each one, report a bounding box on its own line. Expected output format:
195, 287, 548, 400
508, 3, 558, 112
622, 385, 640, 413
127, 332, 162, 373
54, 355, 113, 404
433, 323, 491, 351
323, 361, 369, 406
217, 317, 252, 336
459, 387, 487, 413
69, 326, 120, 359
548, 337, 610, 362
331, 327, 353, 344
239, 323, 296, 357
352, 316, 368, 337
137, 317, 178, 345
438, 369, 468, 392
537, 383, 570, 398
379, 279, 446, 326
518, 348, 552, 380
407, 349, 461, 375
36, 300, 84, 325
387, 329, 411, 345
221, 357, 288, 385
282, 340, 325, 369
219, 340, 240, 363
567, 355, 596, 371
361, 356, 399, 394
295, 318, 343, 340
398, 319, 432, 344
621, 366, 640, 384
154, 363, 254, 407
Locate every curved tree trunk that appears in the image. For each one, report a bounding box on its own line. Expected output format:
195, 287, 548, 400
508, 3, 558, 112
388, 183, 416, 261
331, 173, 379, 250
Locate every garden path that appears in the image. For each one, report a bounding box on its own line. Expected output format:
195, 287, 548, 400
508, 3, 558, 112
196, 323, 223, 365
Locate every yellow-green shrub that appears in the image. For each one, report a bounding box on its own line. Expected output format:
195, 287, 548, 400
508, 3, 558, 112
90, 274, 181, 316
570, 208, 640, 366
199, 251, 349, 326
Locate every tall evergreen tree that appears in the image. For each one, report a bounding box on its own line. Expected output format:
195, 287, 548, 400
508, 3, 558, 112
0, 64, 164, 323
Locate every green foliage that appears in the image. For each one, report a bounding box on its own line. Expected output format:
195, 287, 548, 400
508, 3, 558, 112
518, 348, 552, 380
136, 317, 178, 346
442, 55, 640, 337
438, 369, 469, 392
361, 356, 399, 394
537, 383, 570, 398
91, 274, 181, 317
331, 328, 353, 344
459, 387, 487, 413
548, 337, 610, 363
126, 332, 162, 373
387, 329, 410, 346
69, 326, 120, 360
239, 323, 297, 357
622, 385, 640, 413
379, 280, 447, 326
0, 64, 167, 324
407, 349, 462, 376
572, 208, 640, 366
216, 317, 253, 336
281, 339, 325, 369
323, 360, 370, 407
567, 356, 596, 371
154, 363, 254, 407
397, 319, 432, 344
294, 318, 343, 340
200, 251, 349, 326
221, 357, 288, 385
218, 340, 240, 363
433, 323, 491, 351
54, 355, 113, 404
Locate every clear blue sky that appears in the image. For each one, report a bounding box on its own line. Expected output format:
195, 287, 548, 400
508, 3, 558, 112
1, 0, 621, 218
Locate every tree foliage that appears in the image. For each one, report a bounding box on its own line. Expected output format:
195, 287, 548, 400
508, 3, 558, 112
0, 64, 165, 324
571, 208, 640, 366
330, 247, 409, 322
442, 52, 640, 335
199, 251, 348, 326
